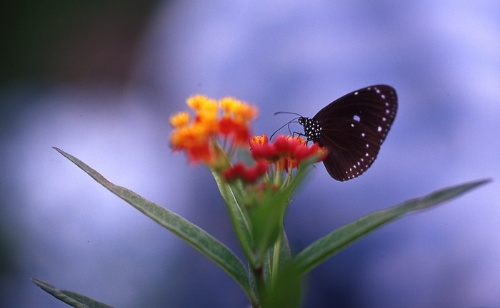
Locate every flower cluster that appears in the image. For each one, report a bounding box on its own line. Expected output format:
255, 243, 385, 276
222, 134, 326, 185
169, 95, 326, 186
169, 95, 257, 165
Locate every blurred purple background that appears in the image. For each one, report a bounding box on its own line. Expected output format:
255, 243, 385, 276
2, 1, 499, 307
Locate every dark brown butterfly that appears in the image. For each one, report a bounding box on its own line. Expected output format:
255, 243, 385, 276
298, 85, 397, 181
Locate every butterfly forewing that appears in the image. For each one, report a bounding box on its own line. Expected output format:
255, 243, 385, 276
304, 85, 397, 181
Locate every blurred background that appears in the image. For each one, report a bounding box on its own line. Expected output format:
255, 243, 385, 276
1, 1, 499, 307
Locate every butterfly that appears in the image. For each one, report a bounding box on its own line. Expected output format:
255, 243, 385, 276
297, 85, 397, 181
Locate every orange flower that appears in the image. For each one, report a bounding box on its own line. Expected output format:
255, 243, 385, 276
169, 95, 258, 165
219, 97, 257, 145
250, 134, 269, 147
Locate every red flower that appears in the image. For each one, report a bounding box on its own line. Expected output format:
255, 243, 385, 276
250, 135, 326, 173
223, 160, 269, 184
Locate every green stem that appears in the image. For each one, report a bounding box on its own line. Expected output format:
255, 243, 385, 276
271, 237, 281, 286
253, 264, 265, 308
273, 165, 282, 187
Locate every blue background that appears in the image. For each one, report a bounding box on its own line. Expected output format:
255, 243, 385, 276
2, 1, 499, 307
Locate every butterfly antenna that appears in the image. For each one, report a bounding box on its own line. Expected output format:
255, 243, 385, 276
270, 112, 303, 140
274, 111, 303, 117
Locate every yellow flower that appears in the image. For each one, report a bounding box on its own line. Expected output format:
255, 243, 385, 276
187, 95, 217, 112
169, 112, 190, 128
220, 97, 257, 122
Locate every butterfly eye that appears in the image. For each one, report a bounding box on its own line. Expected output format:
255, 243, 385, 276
298, 85, 397, 181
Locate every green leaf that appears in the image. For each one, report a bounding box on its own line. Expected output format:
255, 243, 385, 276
262, 230, 292, 288
260, 232, 302, 308
212, 171, 255, 265
248, 189, 287, 259
32, 278, 113, 308
294, 178, 491, 275
53, 148, 252, 298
